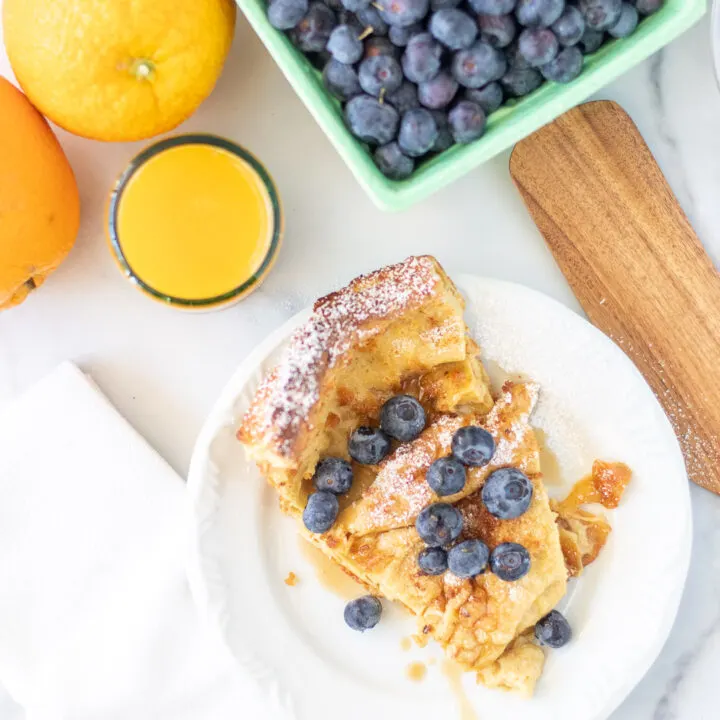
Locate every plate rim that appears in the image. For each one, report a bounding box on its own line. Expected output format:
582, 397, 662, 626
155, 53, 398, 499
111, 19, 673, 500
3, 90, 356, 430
186, 274, 692, 720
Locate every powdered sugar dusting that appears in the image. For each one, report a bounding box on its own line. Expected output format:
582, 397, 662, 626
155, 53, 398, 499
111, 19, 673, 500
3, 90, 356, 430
658, 383, 720, 488
352, 382, 539, 533
606, 331, 719, 489
239, 256, 442, 455
365, 414, 463, 527
487, 382, 538, 468
463, 285, 593, 485
456, 276, 695, 502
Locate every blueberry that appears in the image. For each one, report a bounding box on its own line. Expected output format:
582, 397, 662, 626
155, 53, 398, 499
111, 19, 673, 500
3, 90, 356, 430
398, 108, 437, 157
303, 490, 340, 533
291, 2, 336, 51
374, 142, 415, 178
364, 36, 397, 58
418, 71, 459, 109
328, 24, 364, 62
515, 0, 565, 28
430, 110, 454, 151
313, 457, 354, 494
431, 0, 463, 10
465, 82, 504, 114
357, 6, 390, 35
481, 467, 533, 519
418, 546, 449, 575
518, 27, 559, 66
402, 33, 443, 83
323, 0, 344, 10
578, 27, 604, 53
348, 424, 393, 463
430, 9, 479, 50
345, 94, 400, 145
416, 502, 464, 546
359, 54, 404, 95
389, 22, 423, 46
448, 100, 486, 143
552, 5, 585, 46
540, 45, 582, 82
447, 539, 489, 578
469, 0, 517, 14
378, 0, 430, 27
578, 0, 622, 31
500, 65, 543, 96
387, 81, 420, 114
478, 14, 517, 48
268, 0, 309, 30
344, 596, 383, 631
341, 0, 371, 11
452, 42, 507, 89
426, 457, 467, 496
608, 3, 638, 38
380, 394, 426, 440
633, 0, 663, 15
324, 59, 362, 99
535, 610, 572, 648
490, 542, 531, 581
451, 426, 495, 466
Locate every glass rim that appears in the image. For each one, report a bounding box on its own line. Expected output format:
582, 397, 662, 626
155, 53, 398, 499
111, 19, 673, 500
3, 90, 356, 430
108, 133, 283, 308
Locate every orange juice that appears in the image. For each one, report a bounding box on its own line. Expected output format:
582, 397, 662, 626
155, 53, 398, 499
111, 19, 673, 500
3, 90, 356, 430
108, 135, 282, 309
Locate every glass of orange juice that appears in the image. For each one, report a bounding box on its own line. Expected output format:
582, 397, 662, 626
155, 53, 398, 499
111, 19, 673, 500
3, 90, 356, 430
107, 134, 283, 310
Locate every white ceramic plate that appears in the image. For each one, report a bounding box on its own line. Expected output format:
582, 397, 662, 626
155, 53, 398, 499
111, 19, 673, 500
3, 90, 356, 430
186, 276, 692, 720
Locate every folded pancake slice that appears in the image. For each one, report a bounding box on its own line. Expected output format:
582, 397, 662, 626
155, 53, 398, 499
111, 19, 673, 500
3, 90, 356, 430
343, 382, 539, 537
476, 631, 545, 698
237, 255, 493, 513
421, 466, 566, 672
302, 381, 567, 685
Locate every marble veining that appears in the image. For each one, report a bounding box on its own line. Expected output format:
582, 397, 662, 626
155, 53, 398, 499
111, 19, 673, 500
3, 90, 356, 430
653, 614, 720, 720
648, 50, 697, 217
0, 9, 719, 720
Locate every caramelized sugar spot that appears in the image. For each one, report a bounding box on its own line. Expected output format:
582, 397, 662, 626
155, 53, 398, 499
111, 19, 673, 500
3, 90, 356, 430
559, 460, 632, 512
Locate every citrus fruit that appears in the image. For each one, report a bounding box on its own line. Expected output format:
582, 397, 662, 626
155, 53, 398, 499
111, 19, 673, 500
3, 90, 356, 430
3, 0, 236, 142
0, 78, 80, 311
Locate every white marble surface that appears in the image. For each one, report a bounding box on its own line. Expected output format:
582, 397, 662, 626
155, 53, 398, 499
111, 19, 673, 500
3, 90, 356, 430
0, 6, 719, 720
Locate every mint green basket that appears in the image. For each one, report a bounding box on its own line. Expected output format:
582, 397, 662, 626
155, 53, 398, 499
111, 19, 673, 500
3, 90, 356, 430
238, 0, 705, 210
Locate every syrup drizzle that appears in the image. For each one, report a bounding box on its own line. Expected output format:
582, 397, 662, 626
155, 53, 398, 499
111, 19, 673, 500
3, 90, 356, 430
297, 538, 364, 599
441, 660, 479, 720
406, 662, 427, 682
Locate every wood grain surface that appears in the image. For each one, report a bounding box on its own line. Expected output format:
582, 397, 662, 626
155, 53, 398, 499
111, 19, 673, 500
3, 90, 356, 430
509, 100, 720, 494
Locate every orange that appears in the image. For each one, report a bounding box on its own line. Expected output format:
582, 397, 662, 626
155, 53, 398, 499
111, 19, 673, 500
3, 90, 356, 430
0, 78, 80, 310
3, 0, 236, 142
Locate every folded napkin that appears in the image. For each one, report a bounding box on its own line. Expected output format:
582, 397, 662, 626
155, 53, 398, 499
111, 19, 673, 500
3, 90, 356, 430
0, 363, 267, 720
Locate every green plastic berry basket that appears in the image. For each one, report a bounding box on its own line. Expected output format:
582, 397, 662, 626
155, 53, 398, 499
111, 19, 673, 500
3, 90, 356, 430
237, 0, 705, 211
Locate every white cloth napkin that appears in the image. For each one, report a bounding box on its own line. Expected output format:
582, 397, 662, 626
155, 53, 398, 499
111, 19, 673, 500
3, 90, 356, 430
0, 363, 266, 720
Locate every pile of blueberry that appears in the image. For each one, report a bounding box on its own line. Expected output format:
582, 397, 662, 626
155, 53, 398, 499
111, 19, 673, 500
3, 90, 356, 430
266, 0, 665, 180
302, 393, 572, 645
416, 427, 534, 582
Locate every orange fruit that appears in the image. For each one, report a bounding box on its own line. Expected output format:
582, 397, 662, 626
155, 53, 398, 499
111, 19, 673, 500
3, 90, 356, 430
0, 78, 80, 311
3, 0, 236, 142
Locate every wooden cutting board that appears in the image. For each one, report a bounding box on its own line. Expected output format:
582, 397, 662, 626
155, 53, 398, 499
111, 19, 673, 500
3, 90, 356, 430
509, 100, 720, 494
